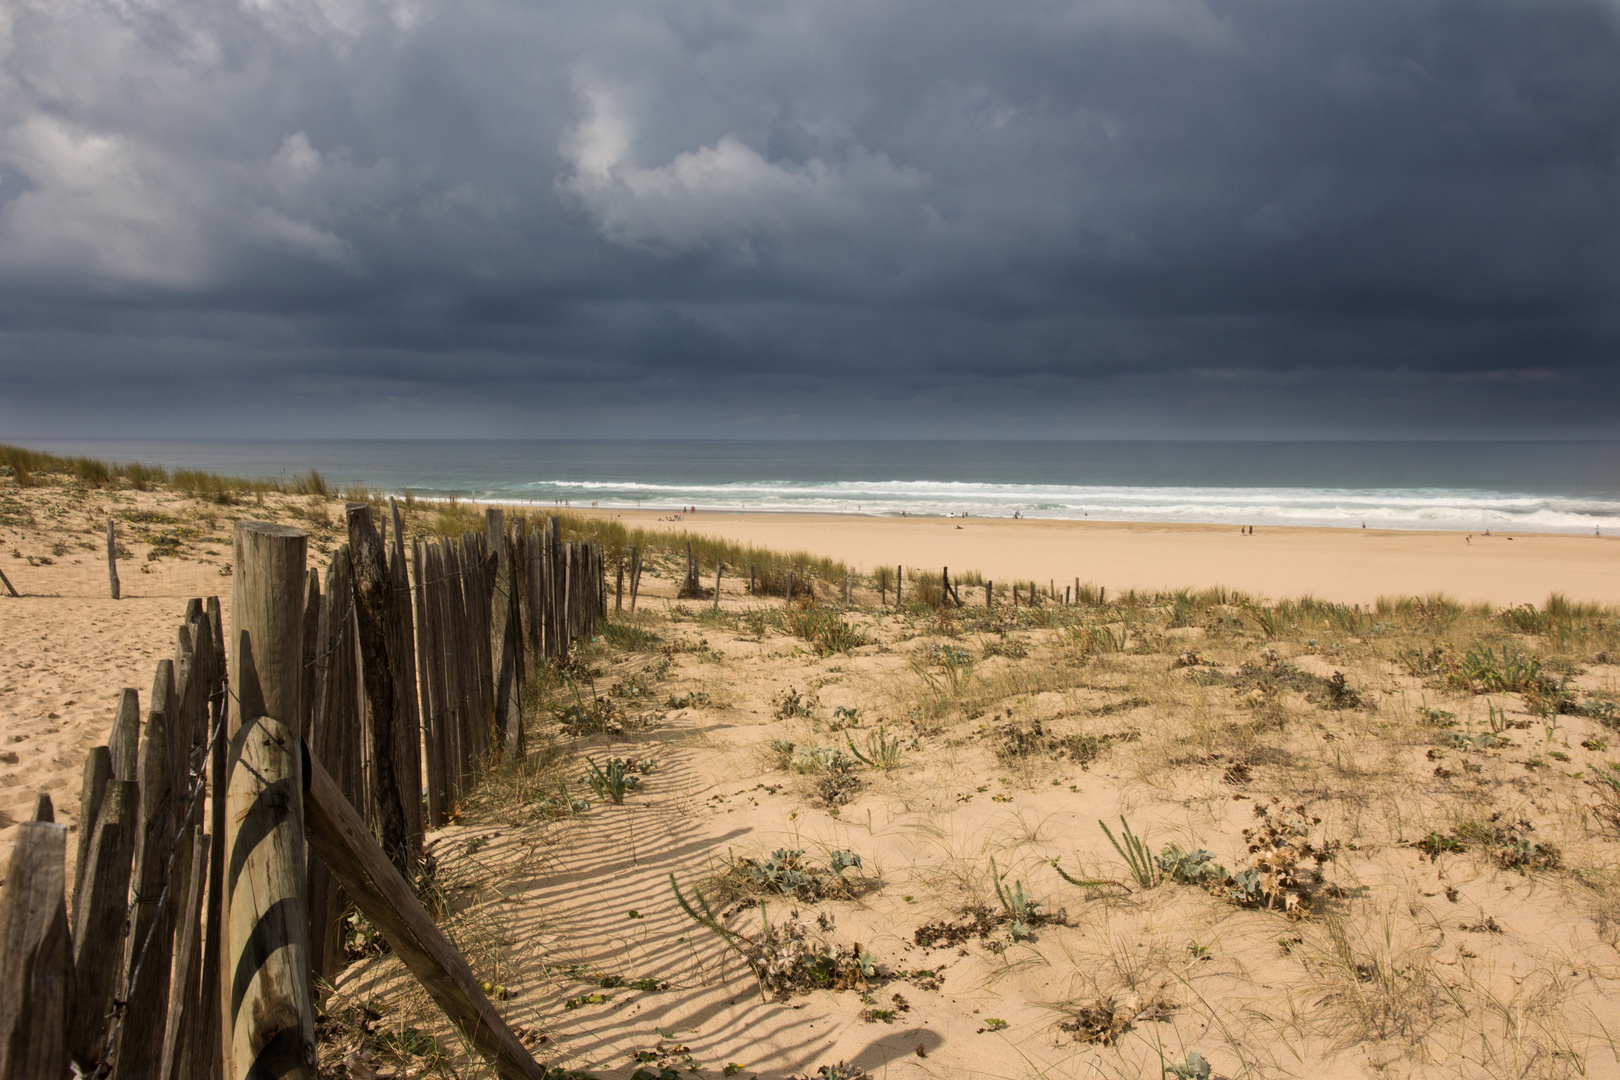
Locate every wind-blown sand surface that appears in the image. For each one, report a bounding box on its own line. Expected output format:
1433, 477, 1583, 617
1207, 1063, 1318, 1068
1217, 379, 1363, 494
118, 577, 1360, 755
7, 479, 1620, 1079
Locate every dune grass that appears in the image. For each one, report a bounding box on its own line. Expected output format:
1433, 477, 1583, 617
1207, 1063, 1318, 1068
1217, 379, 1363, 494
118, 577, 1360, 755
0, 442, 337, 503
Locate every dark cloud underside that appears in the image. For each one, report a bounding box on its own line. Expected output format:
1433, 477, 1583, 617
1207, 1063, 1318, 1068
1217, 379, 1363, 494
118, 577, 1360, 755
0, 0, 1616, 436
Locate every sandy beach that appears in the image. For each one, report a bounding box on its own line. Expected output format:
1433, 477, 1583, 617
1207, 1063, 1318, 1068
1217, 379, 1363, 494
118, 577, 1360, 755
8, 477, 1620, 1079
577, 509, 1620, 608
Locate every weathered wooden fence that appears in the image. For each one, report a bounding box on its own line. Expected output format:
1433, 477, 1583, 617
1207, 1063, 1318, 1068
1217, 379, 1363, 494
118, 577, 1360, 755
0, 506, 605, 1080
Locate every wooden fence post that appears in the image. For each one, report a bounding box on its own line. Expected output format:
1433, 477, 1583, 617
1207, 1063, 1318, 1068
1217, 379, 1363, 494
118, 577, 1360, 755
226, 519, 309, 1077
223, 716, 314, 1080
107, 519, 121, 600
712, 564, 723, 610
345, 505, 410, 873
628, 546, 640, 614
229, 522, 308, 739
896, 566, 902, 607
0, 821, 70, 1080
615, 557, 624, 613
986, 581, 993, 607
301, 751, 544, 1080
784, 570, 793, 606
0, 565, 16, 598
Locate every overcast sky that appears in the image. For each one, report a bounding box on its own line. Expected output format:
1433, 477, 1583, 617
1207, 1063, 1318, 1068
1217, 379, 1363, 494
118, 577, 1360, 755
1, 0, 1617, 439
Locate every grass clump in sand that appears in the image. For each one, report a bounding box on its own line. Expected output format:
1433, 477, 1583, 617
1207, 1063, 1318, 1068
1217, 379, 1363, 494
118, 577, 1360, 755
785, 605, 868, 655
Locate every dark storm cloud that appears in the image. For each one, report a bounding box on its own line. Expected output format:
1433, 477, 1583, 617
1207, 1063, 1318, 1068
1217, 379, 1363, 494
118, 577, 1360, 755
1, 0, 1617, 437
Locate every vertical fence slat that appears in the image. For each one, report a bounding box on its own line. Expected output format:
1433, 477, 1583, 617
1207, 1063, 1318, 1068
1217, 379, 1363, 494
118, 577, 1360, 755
442, 539, 473, 795
526, 526, 544, 661
198, 598, 227, 1080
72, 745, 112, 914
464, 533, 492, 764
475, 533, 496, 753
346, 504, 411, 872
547, 520, 563, 657
70, 778, 137, 1070
428, 544, 461, 804
629, 546, 641, 614
113, 698, 175, 1080
488, 511, 522, 758
513, 525, 532, 679
485, 511, 512, 753
168, 616, 205, 963
0, 821, 70, 1080
200, 634, 227, 1080
158, 826, 209, 1080
308, 551, 357, 982
388, 499, 423, 853
110, 689, 140, 784
412, 541, 445, 829
298, 573, 321, 744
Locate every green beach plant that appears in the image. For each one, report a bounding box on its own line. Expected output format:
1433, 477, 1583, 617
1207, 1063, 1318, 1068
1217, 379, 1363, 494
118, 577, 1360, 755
990, 857, 1039, 940
1101, 818, 1162, 889
846, 725, 904, 770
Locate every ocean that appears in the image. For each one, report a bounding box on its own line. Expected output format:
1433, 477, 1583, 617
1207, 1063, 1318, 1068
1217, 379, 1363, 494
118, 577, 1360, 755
20, 439, 1620, 534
